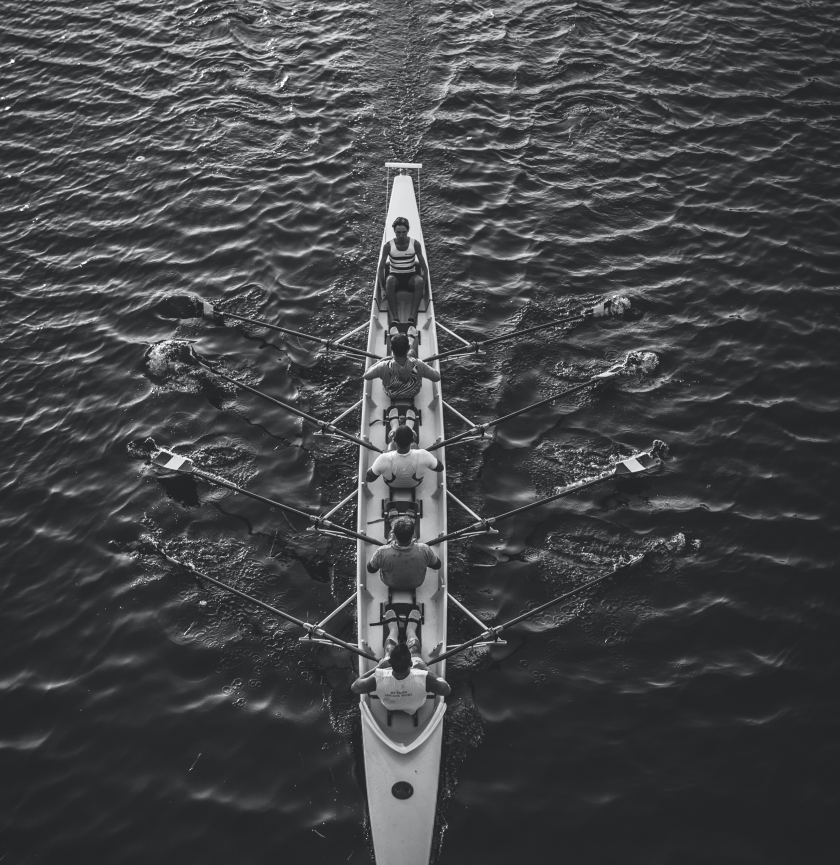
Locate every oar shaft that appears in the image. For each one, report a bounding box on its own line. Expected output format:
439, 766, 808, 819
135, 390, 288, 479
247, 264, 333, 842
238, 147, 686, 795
483, 373, 615, 429
487, 467, 617, 524
161, 552, 377, 661
473, 311, 587, 349
198, 360, 382, 454
428, 524, 493, 546
429, 448, 661, 546
429, 630, 499, 663
427, 310, 587, 362
188, 465, 313, 520
154, 449, 384, 546
427, 373, 615, 453
430, 556, 641, 664
310, 517, 385, 547
429, 472, 608, 546
497, 557, 639, 631
216, 309, 379, 359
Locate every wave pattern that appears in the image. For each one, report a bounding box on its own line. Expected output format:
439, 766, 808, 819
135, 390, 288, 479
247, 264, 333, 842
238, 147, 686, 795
1, 0, 839, 862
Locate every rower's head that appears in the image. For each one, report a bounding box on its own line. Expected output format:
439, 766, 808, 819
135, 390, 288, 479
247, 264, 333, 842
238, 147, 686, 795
390, 333, 410, 358
391, 516, 415, 546
392, 217, 409, 239
389, 643, 412, 674
393, 424, 414, 451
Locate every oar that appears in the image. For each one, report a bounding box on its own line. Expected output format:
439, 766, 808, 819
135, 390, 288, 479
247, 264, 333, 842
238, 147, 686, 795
158, 294, 381, 360
428, 442, 666, 546
429, 553, 644, 664
157, 548, 377, 661
427, 351, 651, 453
187, 349, 383, 454
427, 295, 638, 362
150, 445, 385, 547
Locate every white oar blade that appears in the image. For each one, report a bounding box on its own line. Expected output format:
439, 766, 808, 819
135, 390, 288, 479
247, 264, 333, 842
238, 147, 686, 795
152, 449, 194, 473
614, 445, 664, 476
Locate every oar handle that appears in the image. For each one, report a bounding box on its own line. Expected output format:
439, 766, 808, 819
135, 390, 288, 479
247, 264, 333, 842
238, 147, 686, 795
309, 516, 385, 547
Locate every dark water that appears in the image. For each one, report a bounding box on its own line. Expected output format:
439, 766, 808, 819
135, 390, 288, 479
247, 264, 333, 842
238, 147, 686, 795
3, 0, 839, 862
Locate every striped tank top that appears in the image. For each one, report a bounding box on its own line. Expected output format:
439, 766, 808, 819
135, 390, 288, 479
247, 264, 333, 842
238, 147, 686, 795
381, 357, 423, 399
387, 237, 418, 274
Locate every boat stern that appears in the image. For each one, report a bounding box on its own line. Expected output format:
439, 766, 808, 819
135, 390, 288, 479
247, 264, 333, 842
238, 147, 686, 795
361, 698, 446, 865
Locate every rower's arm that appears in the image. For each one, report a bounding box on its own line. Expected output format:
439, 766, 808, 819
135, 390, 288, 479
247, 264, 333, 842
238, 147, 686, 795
351, 672, 378, 694
428, 555, 441, 570
426, 672, 451, 697
377, 242, 390, 291
432, 459, 444, 472
365, 467, 380, 483
414, 240, 429, 288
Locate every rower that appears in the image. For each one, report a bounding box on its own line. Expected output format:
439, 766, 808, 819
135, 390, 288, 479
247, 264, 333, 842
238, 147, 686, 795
351, 644, 451, 711
365, 425, 444, 487
377, 216, 429, 325
367, 516, 441, 591
363, 333, 440, 403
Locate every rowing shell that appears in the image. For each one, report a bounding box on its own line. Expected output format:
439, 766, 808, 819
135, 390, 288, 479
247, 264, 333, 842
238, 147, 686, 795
357, 166, 446, 865
145, 163, 667, 865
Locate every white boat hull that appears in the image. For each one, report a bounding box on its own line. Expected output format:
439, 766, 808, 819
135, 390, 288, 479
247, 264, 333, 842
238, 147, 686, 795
356, 170, 447, 865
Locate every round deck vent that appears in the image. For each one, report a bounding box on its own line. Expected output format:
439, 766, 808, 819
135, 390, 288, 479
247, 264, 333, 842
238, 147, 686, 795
392, 781, 414, 800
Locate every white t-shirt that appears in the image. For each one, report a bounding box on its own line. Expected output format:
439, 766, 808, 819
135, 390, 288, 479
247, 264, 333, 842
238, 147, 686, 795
374, 667, 429, 713
370, 449, 438, 486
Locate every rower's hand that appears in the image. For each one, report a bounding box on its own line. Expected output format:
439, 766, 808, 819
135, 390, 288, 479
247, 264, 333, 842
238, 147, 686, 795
376, 657, 391, 669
